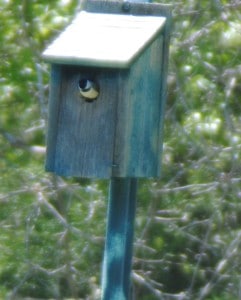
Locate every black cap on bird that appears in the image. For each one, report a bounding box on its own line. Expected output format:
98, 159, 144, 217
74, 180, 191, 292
79, 78, 99, 101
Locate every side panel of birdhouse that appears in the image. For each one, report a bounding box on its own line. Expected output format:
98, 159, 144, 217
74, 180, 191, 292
46, 65, 118, 178
112, 35, 164, 178
45, 65, 62, 173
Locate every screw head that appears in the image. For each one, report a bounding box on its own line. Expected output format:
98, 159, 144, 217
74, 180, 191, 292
122, 1, 131, 12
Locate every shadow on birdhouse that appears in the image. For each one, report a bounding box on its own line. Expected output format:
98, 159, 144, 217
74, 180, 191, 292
42, 0, 171, 178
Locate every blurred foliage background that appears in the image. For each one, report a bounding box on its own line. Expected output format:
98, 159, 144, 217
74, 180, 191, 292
1, 0, 241, 299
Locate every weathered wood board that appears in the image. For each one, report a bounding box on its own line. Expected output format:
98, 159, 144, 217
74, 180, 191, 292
112, 35, 164, 177
46, 66, 119, 177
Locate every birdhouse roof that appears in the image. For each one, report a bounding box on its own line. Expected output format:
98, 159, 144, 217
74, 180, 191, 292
42, 11, 166, 68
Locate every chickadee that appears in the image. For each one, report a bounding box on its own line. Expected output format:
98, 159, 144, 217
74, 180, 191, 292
79, 79, 99, 101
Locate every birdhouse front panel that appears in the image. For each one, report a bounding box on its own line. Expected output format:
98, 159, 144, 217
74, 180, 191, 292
46, 65, 120, 177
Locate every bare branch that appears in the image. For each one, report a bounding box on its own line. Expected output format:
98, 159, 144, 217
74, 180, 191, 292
0, 188, 31, 203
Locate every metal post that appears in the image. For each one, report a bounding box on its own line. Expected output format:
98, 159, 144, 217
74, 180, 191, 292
101, 178, 137, 300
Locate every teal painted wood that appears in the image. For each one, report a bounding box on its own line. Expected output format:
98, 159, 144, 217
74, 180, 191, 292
45, 65, 62, 171
112, 35, 164, 177
122, 179, 137, 298
44, 0, 171, 178
45, 37, 167, 178
101, 178, 137, 300
45, 66, 119, 177
46, 48, 164, 178
84, 0, 171, 19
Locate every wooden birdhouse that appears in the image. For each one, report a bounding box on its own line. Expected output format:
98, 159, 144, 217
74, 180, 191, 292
42, 0, 171, 178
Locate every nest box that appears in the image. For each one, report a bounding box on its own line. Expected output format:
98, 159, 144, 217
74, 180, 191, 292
43, 0, 171, 178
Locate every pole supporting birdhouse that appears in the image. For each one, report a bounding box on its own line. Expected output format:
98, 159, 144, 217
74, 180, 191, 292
101, 178, 137, 299
42, 0, 171, 299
